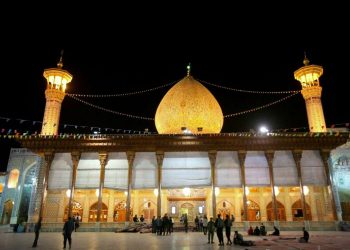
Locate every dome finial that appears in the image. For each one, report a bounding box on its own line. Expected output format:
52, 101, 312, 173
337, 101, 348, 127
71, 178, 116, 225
57, 49, 64, 68
303, 51, 310, 66
187, 62, 191, 76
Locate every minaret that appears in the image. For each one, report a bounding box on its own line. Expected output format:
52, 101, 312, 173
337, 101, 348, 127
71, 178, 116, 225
41, 51, 73, 135
294, 54, 327, 132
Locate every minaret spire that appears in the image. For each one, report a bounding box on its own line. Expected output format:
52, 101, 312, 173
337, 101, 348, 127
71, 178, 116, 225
187, 62, 191, 76
57, 49, 64, 68
41, 52, 73, 135
303, 51, 310, 66
294, 54, 326, 132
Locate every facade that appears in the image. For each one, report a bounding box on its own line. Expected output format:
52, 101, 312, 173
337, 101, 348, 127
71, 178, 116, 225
0, 56, 349, 232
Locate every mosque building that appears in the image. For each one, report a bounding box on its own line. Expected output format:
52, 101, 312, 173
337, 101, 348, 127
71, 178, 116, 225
0, 54, 349, 232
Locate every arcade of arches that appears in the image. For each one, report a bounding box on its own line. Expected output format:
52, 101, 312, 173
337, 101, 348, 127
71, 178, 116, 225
42, 186, 333, 223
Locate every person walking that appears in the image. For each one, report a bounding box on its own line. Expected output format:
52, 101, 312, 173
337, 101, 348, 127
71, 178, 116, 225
31, 218, 42, 248
207, 217, 215, 244
63, 217, 75, 249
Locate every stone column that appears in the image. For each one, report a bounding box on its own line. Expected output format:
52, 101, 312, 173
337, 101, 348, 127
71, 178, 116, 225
292, 150, 308, 221
238, 151, 247, 221
126, 151, 135, 224
265, 151, 278, 222
68, 151, 81, 217
209, 151, 217, 218
156, 151, 164, 217
38, 151, 54, 221
97, 152, 108, 222
320, 149, 338, 221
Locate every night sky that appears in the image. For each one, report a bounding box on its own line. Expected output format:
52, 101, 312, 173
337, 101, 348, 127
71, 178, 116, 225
0, 5, 349, 171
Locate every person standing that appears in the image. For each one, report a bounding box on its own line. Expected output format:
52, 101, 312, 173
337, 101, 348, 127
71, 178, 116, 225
63, 217, 75, 249
224, 214, 232, 245
31, 218, 42, 248
202, 215, 208, 235
184, 214, 188, 233
207, 217, 215, 244
74, 215, 80, 232
215, 214, 224, 246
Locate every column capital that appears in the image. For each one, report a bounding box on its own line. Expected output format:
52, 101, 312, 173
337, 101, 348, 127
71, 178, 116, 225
43, 151, 55, 169
71, 151, 81, 167
292, 150, 303, 165
238, 151, 247, 166
208, 150, 217, 167
264, 150, 275, 165
320, 149, 331, 164
99, 152, 109, 167
126, 151, 135, 166
156, 151, 164, 167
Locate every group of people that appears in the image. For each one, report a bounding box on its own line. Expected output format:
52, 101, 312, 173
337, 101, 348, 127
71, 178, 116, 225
247, 224, 279, 236
151, 214, 174, 235
132, 214, 145, 223
205, 214, 234, 245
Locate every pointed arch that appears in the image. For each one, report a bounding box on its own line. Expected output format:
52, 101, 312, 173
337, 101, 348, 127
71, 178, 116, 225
1, 200, 13, 224
292, 199, 312, 221
216, 199, 234, 219
63, 201, 83, 222
241, 199, 261, 221
139, 200, 156, 222
266, 200, 286, 221
114, 201, 133, 222
89, 202, 108, 222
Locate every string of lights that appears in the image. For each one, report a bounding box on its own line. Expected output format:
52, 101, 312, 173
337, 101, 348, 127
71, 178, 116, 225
67, 79, 178, 98
0, 116, 156, 135
198, 78, 300, 94
224, 92, 301, 118
1, 116, 349, 137
67, 90, 301, 120
66, 95, 155, 120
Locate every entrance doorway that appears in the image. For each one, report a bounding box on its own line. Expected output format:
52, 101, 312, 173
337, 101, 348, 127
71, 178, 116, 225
292, 199, 312, 221
63, 201, 84, 221
180, 203, 194, 222
266, 200, 286, 221
1, 200, 13, 224
89, 202, 108, 222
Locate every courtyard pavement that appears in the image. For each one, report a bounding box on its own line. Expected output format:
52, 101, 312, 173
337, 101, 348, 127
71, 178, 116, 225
1, 230, 350, 250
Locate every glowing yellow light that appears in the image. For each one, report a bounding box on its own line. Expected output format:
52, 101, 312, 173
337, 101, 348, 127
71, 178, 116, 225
66, 189, 71, 198
183, 187, 191, 196
155, 76, 223, 134
215, 187, 220, 196
245, 186, 250, 195
96, 189, 100, 197
274, 186, 279, 196
303, 186, 309, 196
153, 188, 159, 197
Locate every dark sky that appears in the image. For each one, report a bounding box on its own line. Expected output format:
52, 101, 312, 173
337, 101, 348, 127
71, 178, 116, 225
0, 4, 349, 171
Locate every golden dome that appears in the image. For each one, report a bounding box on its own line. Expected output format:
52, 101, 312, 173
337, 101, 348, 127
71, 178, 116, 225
155, 76, 224, 134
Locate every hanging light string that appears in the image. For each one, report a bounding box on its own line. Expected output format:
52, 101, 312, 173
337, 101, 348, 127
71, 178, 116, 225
0, 116, 156, 134
224, 91, 301, 118
67, 79, 179, 98
197, 78, 299, 94
67, 90, 301, 120
66, 95, 155, 120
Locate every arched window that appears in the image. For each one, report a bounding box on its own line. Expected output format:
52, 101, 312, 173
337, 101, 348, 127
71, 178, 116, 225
8, 169, 20, 188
